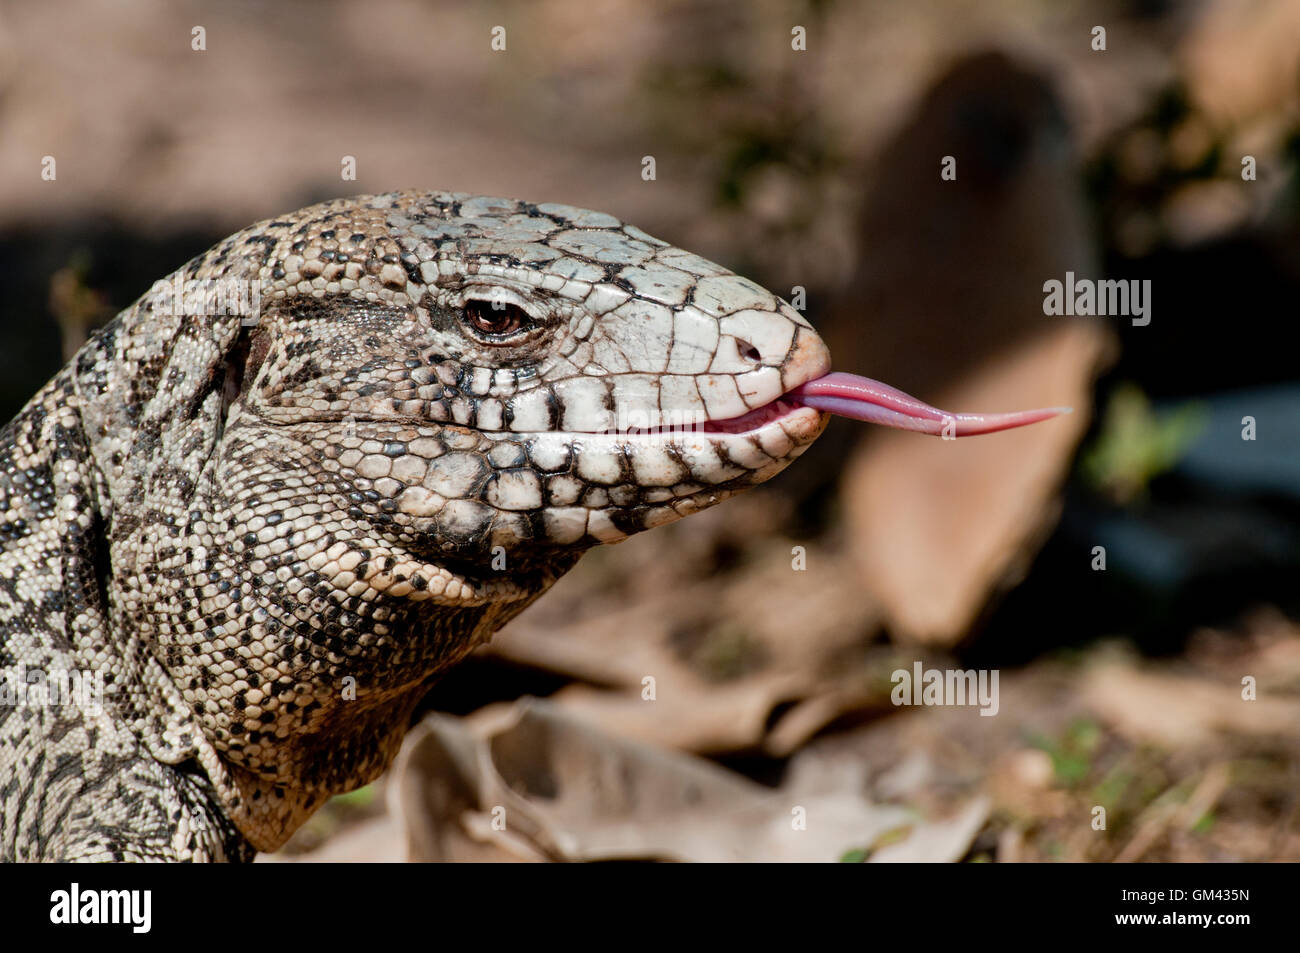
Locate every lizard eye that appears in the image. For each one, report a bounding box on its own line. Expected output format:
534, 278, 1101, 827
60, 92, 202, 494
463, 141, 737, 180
463, 299, 531, 340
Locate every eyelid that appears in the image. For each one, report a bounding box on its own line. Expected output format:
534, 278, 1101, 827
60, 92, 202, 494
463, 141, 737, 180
458, 283, 543, 321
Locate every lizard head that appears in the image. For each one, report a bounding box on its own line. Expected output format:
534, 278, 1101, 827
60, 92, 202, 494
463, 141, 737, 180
226, 192, 834, 577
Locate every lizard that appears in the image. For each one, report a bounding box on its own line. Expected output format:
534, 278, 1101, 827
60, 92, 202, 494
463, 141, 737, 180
0, 190, 1064, 861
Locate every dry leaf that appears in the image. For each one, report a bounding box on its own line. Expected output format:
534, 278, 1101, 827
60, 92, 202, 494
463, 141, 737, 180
391, 699, 986, 863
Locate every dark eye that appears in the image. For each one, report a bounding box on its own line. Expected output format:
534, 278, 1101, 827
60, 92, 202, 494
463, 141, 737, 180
464, 299, 529, 339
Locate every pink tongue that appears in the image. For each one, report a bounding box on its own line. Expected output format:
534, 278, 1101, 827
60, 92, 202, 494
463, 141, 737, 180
786, 372, 1071, 437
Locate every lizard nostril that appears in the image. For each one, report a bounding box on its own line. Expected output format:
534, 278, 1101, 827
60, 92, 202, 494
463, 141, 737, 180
736, 338, 762, 364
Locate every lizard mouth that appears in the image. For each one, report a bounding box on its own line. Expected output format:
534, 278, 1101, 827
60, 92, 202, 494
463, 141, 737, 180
700, 398, 809, 435
704, 372, 1071, 438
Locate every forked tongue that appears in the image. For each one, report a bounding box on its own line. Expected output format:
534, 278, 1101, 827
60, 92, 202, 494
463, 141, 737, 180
787, 372, 1071, 437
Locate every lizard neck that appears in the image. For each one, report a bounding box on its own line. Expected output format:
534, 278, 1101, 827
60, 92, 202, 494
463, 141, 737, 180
206, 582, 566, 852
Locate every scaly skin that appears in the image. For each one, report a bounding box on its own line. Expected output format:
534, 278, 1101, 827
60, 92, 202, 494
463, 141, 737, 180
0, 190, 830, 860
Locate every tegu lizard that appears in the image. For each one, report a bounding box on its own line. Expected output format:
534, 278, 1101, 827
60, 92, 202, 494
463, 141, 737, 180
0, 190, 1064, 861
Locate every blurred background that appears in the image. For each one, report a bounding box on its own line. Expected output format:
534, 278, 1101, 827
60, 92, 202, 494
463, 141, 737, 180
1, 0, 1297, 861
